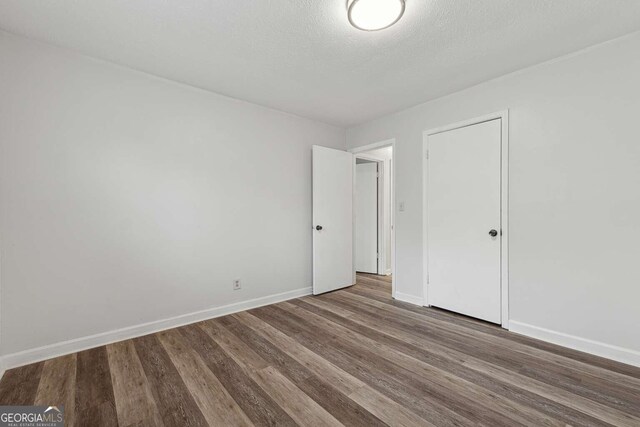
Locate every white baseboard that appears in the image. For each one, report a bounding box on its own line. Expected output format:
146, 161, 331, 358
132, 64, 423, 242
509, 320, 640, 368
394, 292, 424, 307
2, 287, 312, 371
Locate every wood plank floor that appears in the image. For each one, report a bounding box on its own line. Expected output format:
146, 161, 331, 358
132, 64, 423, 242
1, 273, 639, 426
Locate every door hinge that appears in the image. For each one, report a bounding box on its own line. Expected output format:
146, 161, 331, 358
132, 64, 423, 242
425, 150, 430, 159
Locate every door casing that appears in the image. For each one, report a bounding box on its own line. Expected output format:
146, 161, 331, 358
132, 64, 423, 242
422, 111, 510, 329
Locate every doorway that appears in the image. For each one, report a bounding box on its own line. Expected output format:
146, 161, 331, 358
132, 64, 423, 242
423, 111, 509, 327
311, 140, 396, 298
352, 142, 395, 296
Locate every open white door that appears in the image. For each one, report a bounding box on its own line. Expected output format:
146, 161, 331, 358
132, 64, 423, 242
355, 162, 378, 273
312, 145, 354, 295
427, 119, 502, 323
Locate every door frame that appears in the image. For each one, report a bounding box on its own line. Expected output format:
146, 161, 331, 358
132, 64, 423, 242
349, 139, 396, 298
422, 111, 510, 329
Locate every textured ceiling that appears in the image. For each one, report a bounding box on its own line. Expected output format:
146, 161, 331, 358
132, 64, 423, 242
1, 1, 639, 127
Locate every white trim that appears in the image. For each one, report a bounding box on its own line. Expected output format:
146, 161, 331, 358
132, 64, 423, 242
376, 161, 385, 276
353, 154, 381, 162
510, 321, 640, 368
2, 287, 311, 371
350, 138, 395, 154
349, 139, 396, 298
394, 292, 424, 307
500, 111, 510, 329
423, 110, 510, 328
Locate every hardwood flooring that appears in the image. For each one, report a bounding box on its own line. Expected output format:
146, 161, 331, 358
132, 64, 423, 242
1, 273, 639, 426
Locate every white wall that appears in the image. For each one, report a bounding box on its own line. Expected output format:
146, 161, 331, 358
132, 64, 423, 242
0, 32, 345, 358
347, 32, 640, 364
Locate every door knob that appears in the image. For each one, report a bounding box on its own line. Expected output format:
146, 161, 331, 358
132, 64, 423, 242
316, 225, 323, 231
489, 229, 498, 237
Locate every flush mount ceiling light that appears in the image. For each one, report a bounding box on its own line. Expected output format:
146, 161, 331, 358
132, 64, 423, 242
348, 0, 406, 31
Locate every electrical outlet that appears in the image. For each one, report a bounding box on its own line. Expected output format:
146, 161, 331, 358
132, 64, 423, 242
233, 279, 241, 290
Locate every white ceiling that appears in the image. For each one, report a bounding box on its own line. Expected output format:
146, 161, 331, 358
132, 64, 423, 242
1, 1, 639, 127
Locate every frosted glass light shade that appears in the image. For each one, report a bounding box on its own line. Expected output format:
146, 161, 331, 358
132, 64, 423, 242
348, 0, 405, 31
